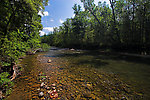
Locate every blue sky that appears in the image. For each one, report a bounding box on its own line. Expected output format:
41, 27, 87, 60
39, 0, 110, 36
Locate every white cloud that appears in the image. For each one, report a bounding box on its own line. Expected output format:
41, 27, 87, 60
43, 11, 49, 16
38, 11, 49, 17
39, 27, 54, 36
43, 27, 54, 32
59, 19, 64, 24
39, 30, 46, 36
38, 11, 43, 17
50, 19, 54, 22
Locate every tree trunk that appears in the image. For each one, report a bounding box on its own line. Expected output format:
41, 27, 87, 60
109, 0, 121, 43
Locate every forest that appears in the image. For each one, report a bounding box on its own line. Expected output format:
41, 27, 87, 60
41, 0, 150, 54
0, 0, 150, 99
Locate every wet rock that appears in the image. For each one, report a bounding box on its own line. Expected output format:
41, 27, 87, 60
51, 83, 56, 87
44, 85, 47, 89
42, 78, 46, 81
48, 59, 52, 63
53, 90, 57, 93
37, 88, 40, 91
50, 91, 58, 99
46, 87, 50, 90
40, 82, 45, 87
40, 88, 45, 92
47, 90, 53, 94
52, 87, 56, 90
58, 88, 62, 92
39, 92, 44, 97
70, 48, 75, 51
54, 93, 58, 98
121, 96, 127, 99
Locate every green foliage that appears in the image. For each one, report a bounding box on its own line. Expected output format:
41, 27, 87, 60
0, 0, 48, 96
42, 0, 150, 53
0, 0, 48, 66
41, 43, 50, 51
0, 72, 13, 95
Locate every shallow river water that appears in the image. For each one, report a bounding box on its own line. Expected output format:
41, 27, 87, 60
7, 47, 150, 99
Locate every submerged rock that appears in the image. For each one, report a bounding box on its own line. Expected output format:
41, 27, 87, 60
48, 59, 52, 63
39, 92, 44, 97
54, 93, 58, 98
70, 48, 75, 51
49, 91, 58, 99
37, 88, 40, 91
40, 82, 45, 87
46, 87, 50, 90
47, 90, 53, 94
52, 87, 56, 90
51, 83, 56, 87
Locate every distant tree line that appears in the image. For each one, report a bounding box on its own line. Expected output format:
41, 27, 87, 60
41, 0, 150, 54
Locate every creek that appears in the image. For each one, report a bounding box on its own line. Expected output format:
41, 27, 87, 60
7, 47, 150, 99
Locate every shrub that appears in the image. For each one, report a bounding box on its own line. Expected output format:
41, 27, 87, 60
41, 43, 50, 51
0, 72, 13, 96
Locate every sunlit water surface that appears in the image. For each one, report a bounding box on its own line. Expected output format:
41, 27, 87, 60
7, 47, 150, 99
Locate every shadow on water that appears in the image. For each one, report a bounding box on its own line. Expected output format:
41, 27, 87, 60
50, 49, 150, 66
76, 59, 109, 68
44, 47, 150, 99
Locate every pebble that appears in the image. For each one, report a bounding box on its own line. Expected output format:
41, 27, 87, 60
42, 78, 46, 80
39, 92, 44, 97
51, 83, 56, 87
45, 85, 47, 89
48, 59, 52, 63
47, 90, 53, 94
37, 88, 40, 91
40, 82, 45, 87
54, 93, 58, 98
53, 90, 57, 93
52, 87, 56, 90
47, 87, 50, 90
70, 48, 75, 51
59, 88, 62, 91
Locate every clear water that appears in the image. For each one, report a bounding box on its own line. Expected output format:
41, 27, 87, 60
46, 48, 150, 99
7, 48, 150, 99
